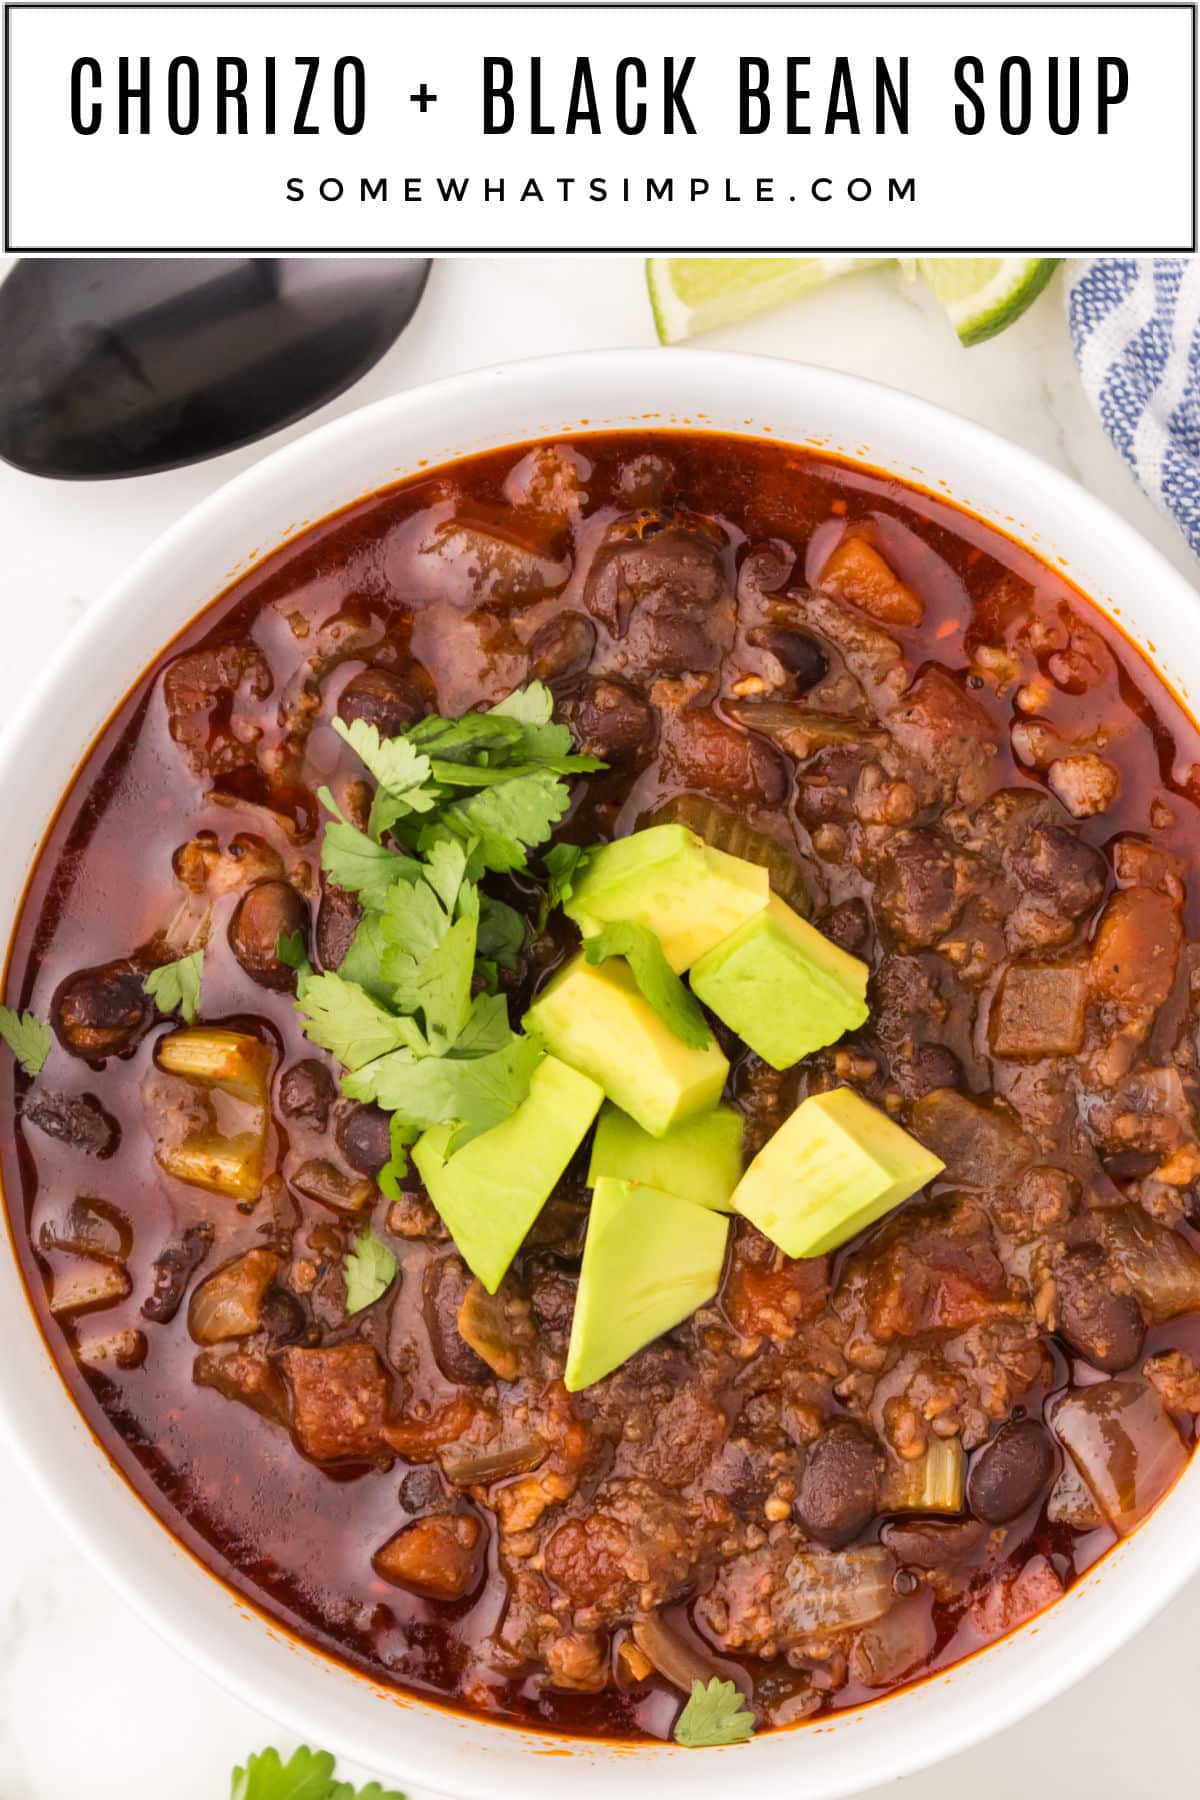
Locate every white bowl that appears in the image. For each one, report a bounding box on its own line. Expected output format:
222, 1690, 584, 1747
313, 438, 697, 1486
2, 348, 1199, 1798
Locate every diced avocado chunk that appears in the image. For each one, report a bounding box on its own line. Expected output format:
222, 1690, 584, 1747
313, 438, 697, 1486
587, 1102, 743, 1212
566, 1176, 729, 1390
689, 895, 869, 1071
413, 1055, 603, 1292
732, 1086, 944, 1257
566, 824, 768, 971
524, 953, 728, 1138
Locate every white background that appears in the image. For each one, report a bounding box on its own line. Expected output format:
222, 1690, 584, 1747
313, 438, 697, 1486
0, 253, 1199, 1796
6, 4, 1196, 251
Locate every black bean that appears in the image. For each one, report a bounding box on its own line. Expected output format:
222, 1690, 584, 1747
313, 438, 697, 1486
749, 626, 829, 692
1055, 1244, 1145, 1373
968, 1420, 1056, 1525
570, 679, 656, 765
337, 1103, 392, 1176
228, 879, 310, 990
528, 611, 596, 688
278, 1058, 336, 1130
423, 1257, 490, 1385
53, 959, 151, 1060
142, 1221, 214, 1324
794, 1422, 881, 1549
259, 1286, 308, 1346
337, 667, 427, 738
316, 880, 361, 972
22, 1089, 120, 1158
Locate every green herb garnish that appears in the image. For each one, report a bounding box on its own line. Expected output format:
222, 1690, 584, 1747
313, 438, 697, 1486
582, 921, 711, 1049
673, 1677, 756, 1748
144, 949, 204, 1024
343, 1228, 399, 1316
295, 972, 427, 1070
292, 684, 602, 1173
0, 1003, 51, 1076
343, 1028, 545, 1153
276, 929, 312, 978
230, 1743, 406, 1799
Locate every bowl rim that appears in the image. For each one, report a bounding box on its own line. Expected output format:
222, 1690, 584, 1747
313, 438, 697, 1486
3, 345, 1200, 1798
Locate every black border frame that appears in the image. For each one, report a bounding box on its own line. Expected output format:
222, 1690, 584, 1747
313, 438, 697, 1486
5, 1, 1197, 254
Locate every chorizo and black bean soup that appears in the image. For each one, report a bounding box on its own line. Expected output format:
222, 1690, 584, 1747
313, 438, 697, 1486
6, 431, 1200, 1746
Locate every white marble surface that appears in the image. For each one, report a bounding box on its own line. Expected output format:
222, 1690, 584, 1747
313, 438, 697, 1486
2, 255, 1199, 1799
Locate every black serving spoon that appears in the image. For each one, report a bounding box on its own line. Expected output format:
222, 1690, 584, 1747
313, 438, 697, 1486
0, 257, 431, 479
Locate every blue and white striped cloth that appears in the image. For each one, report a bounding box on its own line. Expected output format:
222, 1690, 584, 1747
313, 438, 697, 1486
1069, 258, 1200, 557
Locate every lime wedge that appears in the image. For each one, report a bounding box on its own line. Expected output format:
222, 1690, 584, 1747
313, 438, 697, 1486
646, 256, 891, 344
916, 257, 1060, 347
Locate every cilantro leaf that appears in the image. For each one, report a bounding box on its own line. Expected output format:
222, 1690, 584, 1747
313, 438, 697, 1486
342, 1031, 544, 1149
477, 895, 525, 970
407, 709, 523, 762
230, 1743, 407, 1800
296, 972, 427, 1069
672, 1678, 756, 1748
318, 788, 420, 907
535, 840, 591, 932
332, 717, 437, 828
422, 836, 470, 914
276, 930, 312, 979
343, 1229, 398, 1315
582, 922, 711, 1049
144, 949, 204, 1024
451, 990, 512, 1057
379, 868, 453, 972
428, 768, 570, 873
0, 1004, 51, 1077
336, 912, 393, 1006
377, 1113, 422, 1198
394, 910, 477, 1052
488, 680, 555, 728
488, 682, 606, 770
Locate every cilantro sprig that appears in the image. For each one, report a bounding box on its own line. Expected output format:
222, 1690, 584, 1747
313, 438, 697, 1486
293, 683, 604, 1179
583, 921, 711, 1049
673, 1677, 756, 1748
343, 1228, 398, 1315
230, 1744, 406, 1799
144, 948, 205, 1023
0, 1003, 51, 1077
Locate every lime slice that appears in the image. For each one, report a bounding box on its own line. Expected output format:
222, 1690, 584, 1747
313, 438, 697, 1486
916, 257, 1060, 347
646, 256, 891, 344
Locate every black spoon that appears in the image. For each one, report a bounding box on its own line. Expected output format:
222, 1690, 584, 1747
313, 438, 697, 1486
0, 256, 431, 479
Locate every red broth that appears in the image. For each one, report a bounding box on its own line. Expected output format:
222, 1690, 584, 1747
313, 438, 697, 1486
5, 432, 1200, 1740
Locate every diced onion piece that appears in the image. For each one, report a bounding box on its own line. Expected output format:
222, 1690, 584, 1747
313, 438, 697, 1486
780, 1548, 896, 1633
49, 1256, 131, 1317
77, 1327, 146, 1370
1053, 1379, 1187, 1536
882, 1437, 965, 1514
291, 1158, 374, 1215
158, 1026, 271, 1104
441, 1435, 548, 1485
1101, 1208, 1200, 1324
631, 1611, 736, 1698
39, 1196, 131, 1261
187, 1248, 279, 1344
159, 1128, 265, 1202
